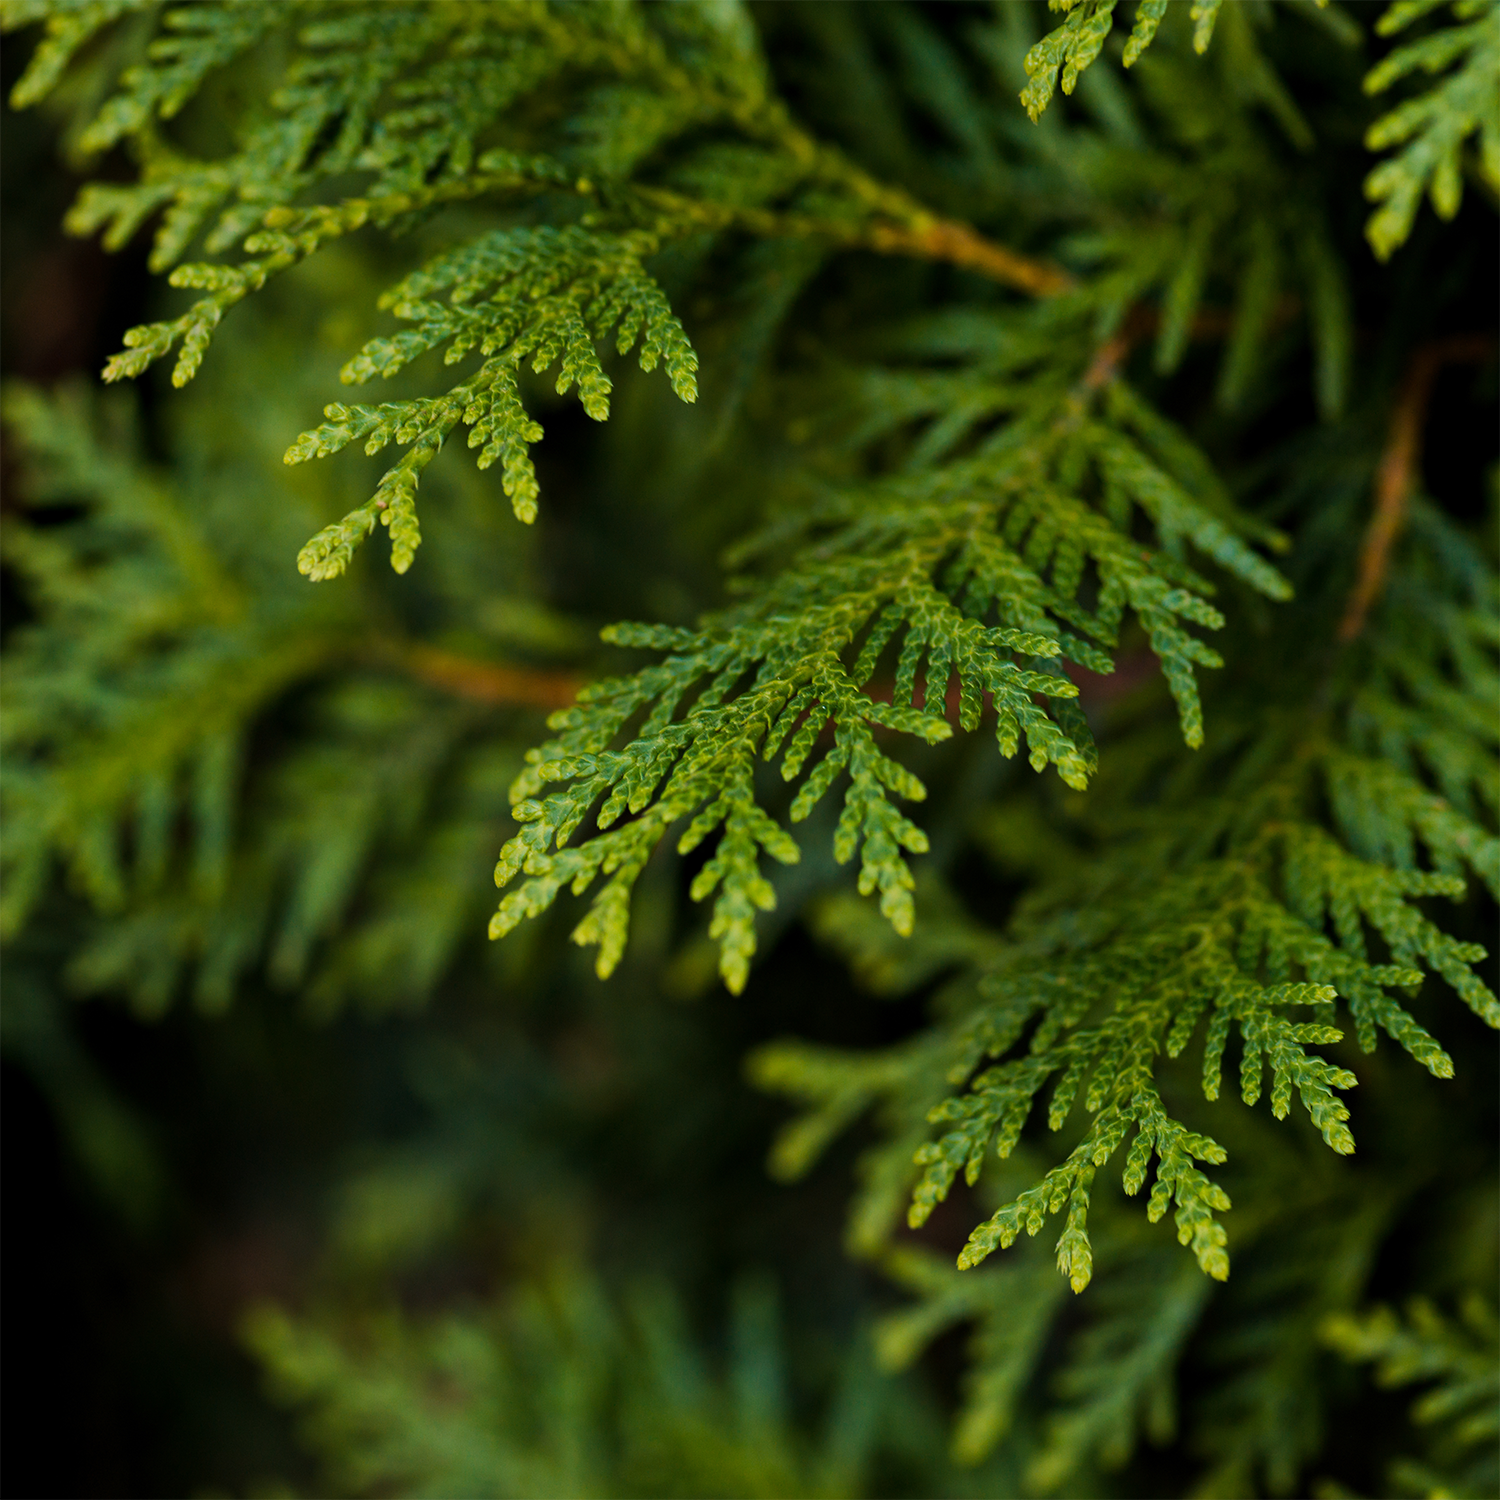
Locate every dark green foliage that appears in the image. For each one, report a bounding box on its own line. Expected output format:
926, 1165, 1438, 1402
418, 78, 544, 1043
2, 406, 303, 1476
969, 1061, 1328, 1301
246, 1270, 943, 1499
1324, 1296, 1500, 1498
1, 1, 1495, 1496
0, 301, 546, 1016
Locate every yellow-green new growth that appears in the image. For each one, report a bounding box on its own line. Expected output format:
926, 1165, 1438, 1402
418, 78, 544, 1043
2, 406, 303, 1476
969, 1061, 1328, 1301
289, 224, 698, 578
1019, 0, 1227, 123
1363, 0, 1500, 259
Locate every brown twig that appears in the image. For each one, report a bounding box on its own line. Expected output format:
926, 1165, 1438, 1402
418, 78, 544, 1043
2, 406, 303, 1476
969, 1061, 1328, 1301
864, 216, 1076, 298
1079, 296, 1306, 392
1337, 335, 1495, 644
384, 643, 582, 710
633, 185, 1075, 300
1082, 328, 1136, 391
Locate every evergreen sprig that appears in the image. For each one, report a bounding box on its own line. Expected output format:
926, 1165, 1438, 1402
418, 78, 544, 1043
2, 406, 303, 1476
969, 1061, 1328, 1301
754, 505, 1496, 1310
0, 383, 344, 957
78, 156, 703, 575
9, 0, 778, 271
1363, 0, 1500, 260
288, 221, 697, 578
2, 4, 1496, 1491
0, 0, 891, 573
491, 356, 1290, 992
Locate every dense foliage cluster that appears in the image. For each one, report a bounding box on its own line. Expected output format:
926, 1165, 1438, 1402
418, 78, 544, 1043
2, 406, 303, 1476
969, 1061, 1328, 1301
1, 2, 1495, 1496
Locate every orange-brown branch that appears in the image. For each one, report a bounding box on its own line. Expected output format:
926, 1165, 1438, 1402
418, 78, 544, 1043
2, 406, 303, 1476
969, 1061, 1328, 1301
1337, 335, 1495, 644
1082, 329, 1135, 390
865, 217, 1076, 298
629, 183, 1074, 300
1078, 297, 1303, 393
387, 644, 582, 710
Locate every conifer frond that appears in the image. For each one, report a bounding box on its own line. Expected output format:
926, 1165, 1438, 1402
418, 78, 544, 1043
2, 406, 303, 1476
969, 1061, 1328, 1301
759, 790, 1492, 1290
0, 0, 804, 570
752, 508, 1497, 1302
287, 222, 697, 575
850, 1087, 1446, 1482
1014, 32, 1351, 412
1363, 0, 1500, 259
4, 4, 1498, 1492
1176, 1154, 1400, 1496
7, 1, 777, 269
55, 694, 518, 1018
85, 169, 704, 573
490, 358, 1291, 993
869, 1200, 1145, 1479
1, 0, 153, 110
6, 0, 1078, 582
91, 160, 561, 383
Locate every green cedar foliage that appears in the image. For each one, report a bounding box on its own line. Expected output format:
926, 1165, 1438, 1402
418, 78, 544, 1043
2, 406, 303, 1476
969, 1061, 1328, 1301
755, 497, 1497, 1275
2, 1, 1496, 1496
